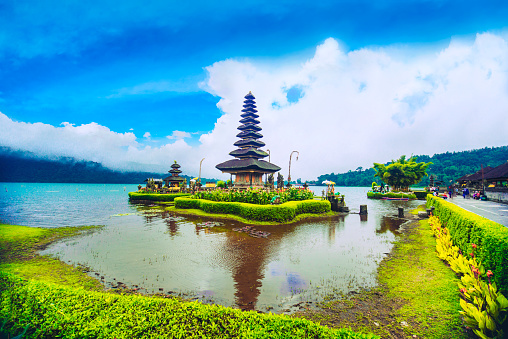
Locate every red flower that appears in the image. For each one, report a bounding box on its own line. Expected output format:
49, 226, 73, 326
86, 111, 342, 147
472, 243, 477, 249
487, 270, 494, 278
470, 252, 474, 258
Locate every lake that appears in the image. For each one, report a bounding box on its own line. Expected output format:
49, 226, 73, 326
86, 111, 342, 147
0, 183, 421, 313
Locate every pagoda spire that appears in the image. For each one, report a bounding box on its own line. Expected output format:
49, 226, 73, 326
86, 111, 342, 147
215, 92, 281, 188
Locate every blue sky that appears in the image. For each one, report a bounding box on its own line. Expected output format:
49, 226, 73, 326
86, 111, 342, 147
1, 0, 508, 179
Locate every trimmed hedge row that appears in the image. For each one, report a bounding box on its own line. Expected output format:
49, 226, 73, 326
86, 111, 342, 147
427, 195, 508, 293
128, 192, 191, 202
0, 273, 376, 339
366, 192, 417, 200
174, 198, 331, 222
412, 191, 429, 200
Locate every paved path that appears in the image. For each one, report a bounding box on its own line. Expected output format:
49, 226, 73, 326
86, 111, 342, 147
446, 196, 508, 227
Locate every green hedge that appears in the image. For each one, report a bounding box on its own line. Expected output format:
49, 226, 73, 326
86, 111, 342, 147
427, 195, 508, 293
128, 192, 191, 202
412, 191, 429, 200
174, 198, 331, 223
0, 273, 375, 339
366, 192, 417, 200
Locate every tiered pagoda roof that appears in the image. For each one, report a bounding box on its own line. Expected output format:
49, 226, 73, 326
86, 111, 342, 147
164, 161, 185, 182
216, 92, 280, 173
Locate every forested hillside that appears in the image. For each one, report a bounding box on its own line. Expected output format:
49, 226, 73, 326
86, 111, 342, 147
0, 148, 207, 184
316, 146, 508, 187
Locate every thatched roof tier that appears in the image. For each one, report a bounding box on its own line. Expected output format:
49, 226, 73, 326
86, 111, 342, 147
240, 113, 259, 120
239, 117, 260, 125
163, 175, 185, 182
245, 92, 255, 100
169, 169, 182, 175
243, 99, 256, 104
171, 163, 181, 169
216, 158, 280, 173
242, 108, 257, 113
229, 147, 268, 159
237, 123, 262, 132
485, 162, 508, 180
234, 138, 265, 148
236, 130, 263, 139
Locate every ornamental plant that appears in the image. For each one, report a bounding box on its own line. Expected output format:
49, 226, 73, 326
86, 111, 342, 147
192, 187, 314, 205
429, 215, 508, 338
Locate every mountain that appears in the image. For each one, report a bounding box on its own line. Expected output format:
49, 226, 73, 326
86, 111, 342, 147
0, 147, 213, 184
315, 145, 508, 187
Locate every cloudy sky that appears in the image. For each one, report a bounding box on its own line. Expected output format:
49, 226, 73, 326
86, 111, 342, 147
1, 0, 508, 181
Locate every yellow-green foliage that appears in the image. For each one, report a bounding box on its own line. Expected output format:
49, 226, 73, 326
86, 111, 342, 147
427, 195, 508, 293
0, 224, 104, 291
0, 273, 376, 339
428, 216, 508, 339
128, 192, 191, 201
366, 191, 417, 199
174, 198, 331, 222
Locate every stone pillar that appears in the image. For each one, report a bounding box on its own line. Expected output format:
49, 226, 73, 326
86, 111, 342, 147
359, 205, 368, 215
398, 207, 404, 218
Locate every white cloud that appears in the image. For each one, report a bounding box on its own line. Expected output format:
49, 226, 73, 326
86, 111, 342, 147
166, 130, 192, 140
0, 114, 193, 173
198, 34, 508, 180
143, 132, 151, 139
2, 33, 508, 180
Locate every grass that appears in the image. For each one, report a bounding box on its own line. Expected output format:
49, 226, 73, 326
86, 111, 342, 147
294, 207, 469, 338
0, 224, 104, 291
165, 205, 339, 226
0, 224, 374, 339
377, 218, 465, 338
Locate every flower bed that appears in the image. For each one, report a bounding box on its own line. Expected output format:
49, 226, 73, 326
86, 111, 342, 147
174, 198, 331, 223
427, 195, 508, 293
192, 187, 314, 205
366, 191, 417, 199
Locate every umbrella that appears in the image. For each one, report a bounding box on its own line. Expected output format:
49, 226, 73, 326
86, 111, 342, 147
322, 180, 331, 185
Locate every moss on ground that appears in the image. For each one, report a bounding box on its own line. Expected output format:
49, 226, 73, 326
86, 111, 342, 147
294, 207, 470, 338
0, 224, 104, 291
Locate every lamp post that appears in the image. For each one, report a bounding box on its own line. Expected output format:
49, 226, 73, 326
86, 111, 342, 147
198, 158, 205, 187
265, 149, 271, 184
288, 151, 299, 186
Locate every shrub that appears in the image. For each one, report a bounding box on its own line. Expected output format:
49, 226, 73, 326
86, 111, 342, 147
192, 187, 314, 205
428, 216, 508, 338
174, 198, 331, 223
0, 273, 376, 339
128, 192, 191, 202
366, 192, 417, 199
427, 195, 508, 293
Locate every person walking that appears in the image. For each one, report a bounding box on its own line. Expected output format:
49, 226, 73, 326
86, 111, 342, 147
463, 188, 466, 199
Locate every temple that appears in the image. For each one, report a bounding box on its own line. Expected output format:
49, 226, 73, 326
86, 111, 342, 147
163, 161, 185, 189
216, 92, 281, 188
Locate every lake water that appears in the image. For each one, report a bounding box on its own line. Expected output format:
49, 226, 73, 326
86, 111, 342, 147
0, 183, 421, 313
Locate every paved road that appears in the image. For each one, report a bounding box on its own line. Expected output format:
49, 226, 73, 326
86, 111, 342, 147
446, 196, 508, 227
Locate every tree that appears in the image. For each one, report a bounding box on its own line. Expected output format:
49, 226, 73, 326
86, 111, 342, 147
373, 155, 432, 191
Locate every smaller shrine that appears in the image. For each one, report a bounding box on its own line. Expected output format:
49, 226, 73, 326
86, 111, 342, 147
164, 161, 185, 189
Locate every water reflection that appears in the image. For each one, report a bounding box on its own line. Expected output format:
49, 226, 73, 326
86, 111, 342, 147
35, 186, 422, 313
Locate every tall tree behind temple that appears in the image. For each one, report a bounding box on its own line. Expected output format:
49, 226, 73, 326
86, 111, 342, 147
316, 146, 508, 187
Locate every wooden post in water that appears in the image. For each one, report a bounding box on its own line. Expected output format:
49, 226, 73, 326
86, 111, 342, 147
398, 207, 404, 218
359, 205, 367, 215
